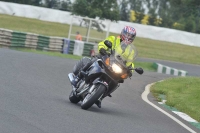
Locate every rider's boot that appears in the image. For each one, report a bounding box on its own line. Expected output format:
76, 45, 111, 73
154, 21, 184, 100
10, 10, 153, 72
71, 70, 87, 87
108, 94, 112, 97
71, 59, 93, 87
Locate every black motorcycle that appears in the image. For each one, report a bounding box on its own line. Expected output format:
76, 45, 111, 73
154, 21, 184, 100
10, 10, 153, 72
68, 41, 143, 110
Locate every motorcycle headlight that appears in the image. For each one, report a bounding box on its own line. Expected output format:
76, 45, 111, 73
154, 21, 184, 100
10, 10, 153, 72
112, 63, 122, 73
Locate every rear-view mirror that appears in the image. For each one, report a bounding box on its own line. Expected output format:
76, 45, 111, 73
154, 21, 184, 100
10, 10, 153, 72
135, 67, 144, 75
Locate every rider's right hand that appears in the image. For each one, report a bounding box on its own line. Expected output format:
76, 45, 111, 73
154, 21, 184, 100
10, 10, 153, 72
128, 71, 132, 77
127, 66, 133, 77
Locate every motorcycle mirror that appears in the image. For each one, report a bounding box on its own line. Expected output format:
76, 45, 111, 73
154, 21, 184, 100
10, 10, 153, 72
134, 67, 144, 75
104, 40, 112, 49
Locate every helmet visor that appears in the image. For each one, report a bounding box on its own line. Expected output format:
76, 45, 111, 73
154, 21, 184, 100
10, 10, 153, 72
127, 32, 135, 42
121, 31, 135, 43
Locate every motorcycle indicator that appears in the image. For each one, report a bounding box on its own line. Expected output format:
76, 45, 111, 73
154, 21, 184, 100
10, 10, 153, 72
121, 73, 128, 79
105, 58, 110, 65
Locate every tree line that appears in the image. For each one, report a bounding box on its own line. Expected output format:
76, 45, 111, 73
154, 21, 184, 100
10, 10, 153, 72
2, 0, 200, 34
120, 0, 200, 34
2, 0, 72, 11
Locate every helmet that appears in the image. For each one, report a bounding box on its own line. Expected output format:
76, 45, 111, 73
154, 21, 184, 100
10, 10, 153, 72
120, 26, 136, 44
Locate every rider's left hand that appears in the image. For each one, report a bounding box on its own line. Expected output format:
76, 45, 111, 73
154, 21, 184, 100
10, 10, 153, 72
128, 71, 132, 77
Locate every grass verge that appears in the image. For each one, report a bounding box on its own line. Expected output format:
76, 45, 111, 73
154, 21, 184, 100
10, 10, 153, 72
11, 48, 82, 60
0, 14, 200, 65
151, 77, 200, 122
134, 62, 156, 72
11, 48, 156, 71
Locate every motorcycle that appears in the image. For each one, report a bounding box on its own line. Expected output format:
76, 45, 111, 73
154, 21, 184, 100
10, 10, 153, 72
68, 41, 143, 110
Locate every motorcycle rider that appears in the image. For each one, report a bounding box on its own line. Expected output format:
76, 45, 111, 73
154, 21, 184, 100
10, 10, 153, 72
72, 26, 137, 108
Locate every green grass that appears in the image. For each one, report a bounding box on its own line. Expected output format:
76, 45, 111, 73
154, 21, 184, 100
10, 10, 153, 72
1, 14, 200, 65
11, 48, 82, 60
0, 14, 69, 38
135, 37, 200, 65
12, 48, 155, 71
134, 62, 156, 71
151, 77, 200, 122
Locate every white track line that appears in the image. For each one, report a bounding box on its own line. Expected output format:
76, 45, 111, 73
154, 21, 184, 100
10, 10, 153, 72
141, 83, 196, 133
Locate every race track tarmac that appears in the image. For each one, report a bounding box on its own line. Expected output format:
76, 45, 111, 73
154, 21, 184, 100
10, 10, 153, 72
0, 48, 199, 133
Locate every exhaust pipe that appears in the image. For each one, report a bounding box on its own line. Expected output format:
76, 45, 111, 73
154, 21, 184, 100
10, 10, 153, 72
68, 73, 75, 83
68, 73, 77, 92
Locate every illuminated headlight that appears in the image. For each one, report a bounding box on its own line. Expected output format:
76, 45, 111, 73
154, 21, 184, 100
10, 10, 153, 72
112, 63, 122, 73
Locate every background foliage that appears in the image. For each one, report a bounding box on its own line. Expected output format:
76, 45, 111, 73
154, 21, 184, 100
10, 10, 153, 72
1, 0, 200, 33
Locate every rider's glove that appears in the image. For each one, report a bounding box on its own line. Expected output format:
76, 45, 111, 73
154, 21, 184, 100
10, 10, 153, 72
128, 71, 132, 77
127, 65, 133, 77
99, 48, 107, 56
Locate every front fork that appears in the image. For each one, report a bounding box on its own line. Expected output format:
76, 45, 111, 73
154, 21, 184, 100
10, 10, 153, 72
92, 78, 109, 100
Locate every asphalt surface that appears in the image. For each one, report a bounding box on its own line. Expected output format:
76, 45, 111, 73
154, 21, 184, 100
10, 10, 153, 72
0, 48, 199, 133
136, 58, 200, 76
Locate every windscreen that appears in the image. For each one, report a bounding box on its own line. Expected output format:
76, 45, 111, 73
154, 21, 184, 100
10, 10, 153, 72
113, 41, 137, 66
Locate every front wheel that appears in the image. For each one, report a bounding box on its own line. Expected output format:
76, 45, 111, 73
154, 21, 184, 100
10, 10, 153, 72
81, 84, 106, 110
69, 91, 80, 103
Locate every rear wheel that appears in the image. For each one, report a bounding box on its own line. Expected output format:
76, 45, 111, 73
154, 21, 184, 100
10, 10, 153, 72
81, 84, 106, 110
69, 91, 80, 103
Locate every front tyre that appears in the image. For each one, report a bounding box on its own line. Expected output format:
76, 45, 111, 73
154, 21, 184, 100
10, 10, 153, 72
81, 84, 106, 110
69, 91, 80, 103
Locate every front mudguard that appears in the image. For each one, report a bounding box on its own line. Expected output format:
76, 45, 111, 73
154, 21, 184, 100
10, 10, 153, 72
92, 78, 109, 90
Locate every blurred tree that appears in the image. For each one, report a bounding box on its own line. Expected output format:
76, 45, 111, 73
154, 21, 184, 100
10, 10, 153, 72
173, 22, 184, 30
135, 11, 145, 23
32, 0, 41, 6
1, 0, 42, 6
129, 0, 145, 13
72, 0, 120, 33
184, 15, 196, 32
129, 0, 145, 24
145, 0, 169, 27
45, 0, 58, 8
154, 18, 162, 26
72, 0, 120, 21
143, 0, 200, 33
60, 0, 72, 11
3, 0, 200, 34
119, 0, 129, 21
130, 10, 136, 22
141, 15, 149, 25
